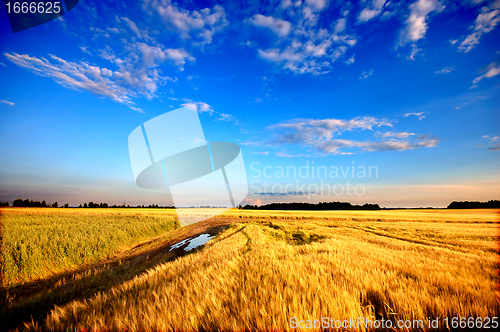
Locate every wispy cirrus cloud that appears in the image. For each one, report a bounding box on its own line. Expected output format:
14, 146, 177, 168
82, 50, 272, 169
359, 69, 374, 79
1, 100, 14, 106
181, 100, 238, 123
458, 4, 500, 53
4, 52, 174, 110
471, 62, 500, 88
266, 116, 439, 155
357, 0, 387, 24
5, 52, 137, 108
375, 131, 416, 139
404, 112, 426, 120
249, 151, 269, 155
435, 66, 454, 74
478, 135, 500, 151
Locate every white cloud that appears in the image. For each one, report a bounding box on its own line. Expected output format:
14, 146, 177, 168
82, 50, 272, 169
459, 9, 500, 52
3, 1, 216, 111
146, 2, 228, 46
334, 18, 346, 33
129, 106, 144, 113
249, 151, 269, 155
180, 100, 240, 125
267, 117, 438, 154
480, 135, 500, 151
217, 113, 236, 121
472, 63, 500, 86
80, 46, 91, 55
269, 117, 393, 142
305, 0, 327, 11
1, 100, 14, 106
400, 0, 440, 45
404, 112, 426, 120
249, 14, 292, 37
376, 131, 416, 138
3, 52, 170, 110
357, 0, 387, 24
181, 101, 214, 113
359, 69, 374, 79
435, 66, 454, 74
258, 41, 348, 75
406, 44, 421, 60
129, 42, 195, 69
247, 0, 356, 75
120, 17, 151, 41
164, 48, 195, 68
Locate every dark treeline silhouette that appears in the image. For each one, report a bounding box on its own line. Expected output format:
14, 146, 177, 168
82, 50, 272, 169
8, 198, 174, 209
78, 202, 175, 209
241, 201, 381, 211
6, 199, 499, 210
447, 200, 500, 209
12, 199, 63, 208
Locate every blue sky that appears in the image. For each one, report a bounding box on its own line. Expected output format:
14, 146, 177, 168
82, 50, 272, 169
0, 0, 499, 208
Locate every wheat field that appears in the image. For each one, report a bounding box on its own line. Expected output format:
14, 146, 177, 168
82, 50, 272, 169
1, 208, 179, 286
1, 208, 498, 331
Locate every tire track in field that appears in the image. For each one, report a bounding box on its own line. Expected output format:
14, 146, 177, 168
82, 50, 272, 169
347, 225, 494, 255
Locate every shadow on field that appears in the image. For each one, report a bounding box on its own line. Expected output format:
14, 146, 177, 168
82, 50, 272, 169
0, 218, 234, 331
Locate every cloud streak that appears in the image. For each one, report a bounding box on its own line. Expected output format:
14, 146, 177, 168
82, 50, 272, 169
5, 52, 136, 107
4, 52, 176, 110
249, 14, 292, 37
399, 0, 440, 45
435, 66, 454, 74
404, 112, 426, 120
459, 7, 500, 53
1, 100, 14, 106
357, 0, 387, 24
472, 62, 500, 87
266, 116, 439, 154
480, 135, 500, 151
180, 100, 239, 124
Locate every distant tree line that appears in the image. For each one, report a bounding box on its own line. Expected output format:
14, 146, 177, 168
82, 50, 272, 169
7, 199, 174, 209
78, 202, 174, 209
11, 199, 67, 208
240, 201, 381, 211
77, 202, 174, 208
447, 200, 500, 209
5, 199, 499, 210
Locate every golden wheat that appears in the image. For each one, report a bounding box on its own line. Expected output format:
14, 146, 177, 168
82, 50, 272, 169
21, 209, 497, 331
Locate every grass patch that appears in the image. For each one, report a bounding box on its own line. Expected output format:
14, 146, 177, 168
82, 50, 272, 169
1, 208, 179, 286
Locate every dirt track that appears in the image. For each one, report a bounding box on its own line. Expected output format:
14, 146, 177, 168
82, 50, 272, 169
1, 218, 237, 330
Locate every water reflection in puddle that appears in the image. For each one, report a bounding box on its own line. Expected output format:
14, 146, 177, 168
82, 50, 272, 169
169, 233, 215, 252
